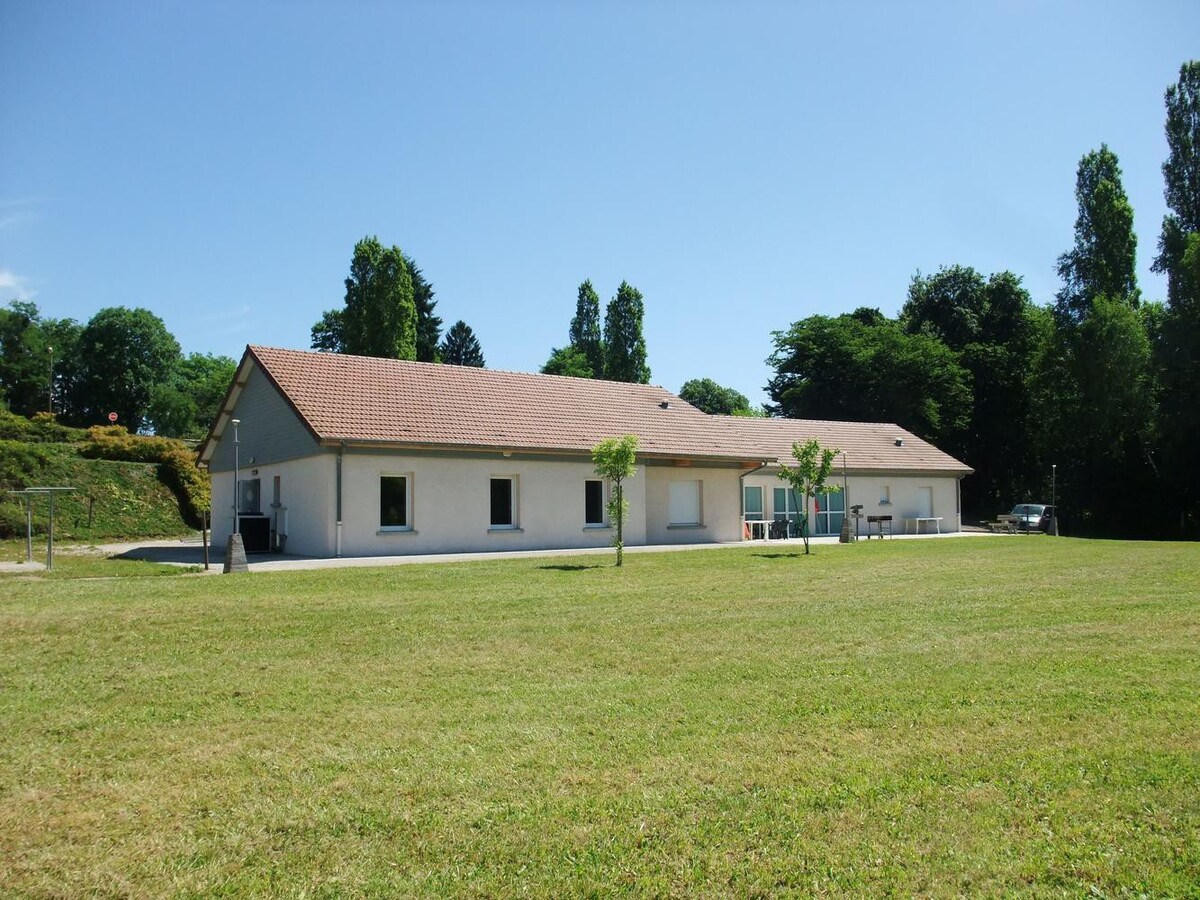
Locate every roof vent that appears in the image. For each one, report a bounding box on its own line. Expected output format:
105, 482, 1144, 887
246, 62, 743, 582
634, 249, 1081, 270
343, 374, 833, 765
659, 401, 670, 409
894, 438, 904, 447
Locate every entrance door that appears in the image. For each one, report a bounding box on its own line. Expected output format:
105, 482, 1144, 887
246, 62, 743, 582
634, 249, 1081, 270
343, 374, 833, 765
917, 486, 933, 518
772, 487, 802, 537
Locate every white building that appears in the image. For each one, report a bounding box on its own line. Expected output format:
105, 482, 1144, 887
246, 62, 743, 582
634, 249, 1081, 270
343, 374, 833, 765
199, 347, 972, 557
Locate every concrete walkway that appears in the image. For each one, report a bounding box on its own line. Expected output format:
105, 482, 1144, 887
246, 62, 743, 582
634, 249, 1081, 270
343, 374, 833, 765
72, 528, 1000, 574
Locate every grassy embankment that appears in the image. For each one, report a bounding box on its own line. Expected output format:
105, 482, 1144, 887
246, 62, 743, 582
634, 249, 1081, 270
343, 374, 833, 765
0, 409, 205, 546
1, 537, 1197, 896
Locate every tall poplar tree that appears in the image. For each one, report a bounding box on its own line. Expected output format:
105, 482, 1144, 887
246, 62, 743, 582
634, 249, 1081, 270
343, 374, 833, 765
1039, 145, 1154, 533
602, 281, 650, 384
1151, 61, 1200, 534
1055, 145, 1139, 321
310, 237, 417, 360
569, 280, 604, 377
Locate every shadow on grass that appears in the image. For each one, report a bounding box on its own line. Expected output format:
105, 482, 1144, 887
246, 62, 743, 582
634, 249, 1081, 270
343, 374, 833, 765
539, 564, 606, 572
752, 553, 808, 559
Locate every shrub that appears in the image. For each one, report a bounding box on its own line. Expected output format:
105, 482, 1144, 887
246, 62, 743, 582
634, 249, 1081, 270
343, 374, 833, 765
82, 426, 210, 526
0, 408, 85, 443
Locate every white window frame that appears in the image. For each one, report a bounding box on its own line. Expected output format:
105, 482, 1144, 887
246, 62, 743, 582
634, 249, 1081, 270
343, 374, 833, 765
489, 475, 519, 530
584, 478, 608, 527
743, 485, 764, 521
880, 485, 891, 506
379, 473, 413, 531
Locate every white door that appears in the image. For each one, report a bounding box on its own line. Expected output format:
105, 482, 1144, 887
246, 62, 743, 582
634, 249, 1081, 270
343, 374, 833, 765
917, 486, 933, 518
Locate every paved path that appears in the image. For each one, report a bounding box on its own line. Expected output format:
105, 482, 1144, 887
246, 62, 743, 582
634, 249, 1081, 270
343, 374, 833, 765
68, 528, 999, 574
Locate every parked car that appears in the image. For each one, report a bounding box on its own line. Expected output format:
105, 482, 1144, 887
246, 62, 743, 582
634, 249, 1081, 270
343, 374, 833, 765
1010, 503, 1056, 532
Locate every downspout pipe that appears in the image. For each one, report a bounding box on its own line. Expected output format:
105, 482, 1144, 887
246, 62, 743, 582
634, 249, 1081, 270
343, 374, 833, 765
335, 441, 345, 558
957, 474, 963, 533
739, 460, 772, 532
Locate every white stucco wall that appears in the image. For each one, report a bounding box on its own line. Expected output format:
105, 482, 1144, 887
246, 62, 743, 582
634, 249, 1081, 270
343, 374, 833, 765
210, 453, 335, 557
643, 466, 744, 545
334, 453, 651, 557
741, 471, 963, 535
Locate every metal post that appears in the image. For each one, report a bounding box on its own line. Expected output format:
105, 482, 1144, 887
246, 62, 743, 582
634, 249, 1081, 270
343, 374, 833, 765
46, 492, 55, 571
1051, 464, 1058, 536
232, 418, 241, 535
47, 345, 54, 415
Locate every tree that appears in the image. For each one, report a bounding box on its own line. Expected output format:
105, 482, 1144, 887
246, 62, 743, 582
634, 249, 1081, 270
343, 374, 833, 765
408, 256, 443, 363
1055, 145, 1139, 321
310, 237, 416, 360
439, 320, 485, 367
776, 439, 840, 555
541, 346, 595, 378
678, 378, 752, 415
1151, 62, 1200, 534
147, 352, 237, 438
569, 280, 604, 377
1032, 294, 1154, 534
902, 265, 987, 349
603, 281, 650, 383
592, 434, 638, 566
902, 267, 1047, 516
0, 301, 53, 416
75, 306, 181, 431
767, 313, 971, 447
1153, 61, 1200, 305
1036, 145, 1156, 535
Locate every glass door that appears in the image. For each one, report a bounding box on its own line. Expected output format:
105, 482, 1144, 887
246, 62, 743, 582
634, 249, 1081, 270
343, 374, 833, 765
815, 490, 845, 535
772, 487, 803, 537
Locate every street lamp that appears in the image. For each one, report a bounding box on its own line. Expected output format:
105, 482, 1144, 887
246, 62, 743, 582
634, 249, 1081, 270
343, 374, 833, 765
232, 418, 241, 536
47, 345, 53, 415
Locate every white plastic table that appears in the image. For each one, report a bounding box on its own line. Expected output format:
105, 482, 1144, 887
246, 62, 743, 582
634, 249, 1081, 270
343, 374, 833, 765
908, 517, 943, 534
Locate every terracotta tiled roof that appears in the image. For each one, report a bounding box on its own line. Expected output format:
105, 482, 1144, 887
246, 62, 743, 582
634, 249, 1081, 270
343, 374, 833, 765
706, 415, 973, 473
240, 346, 971, 473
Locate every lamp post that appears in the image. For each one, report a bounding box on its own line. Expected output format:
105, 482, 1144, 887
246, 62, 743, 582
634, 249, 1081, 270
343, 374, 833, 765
232, 418, 241, 536
1051, 463, 1058, 536
47, 345, 54, 415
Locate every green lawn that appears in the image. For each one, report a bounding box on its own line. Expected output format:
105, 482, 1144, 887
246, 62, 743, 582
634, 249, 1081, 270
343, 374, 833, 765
1, 538, 1197, 897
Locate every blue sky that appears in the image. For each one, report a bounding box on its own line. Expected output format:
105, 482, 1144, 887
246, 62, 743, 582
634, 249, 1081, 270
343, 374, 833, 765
2, 1, 1196, 406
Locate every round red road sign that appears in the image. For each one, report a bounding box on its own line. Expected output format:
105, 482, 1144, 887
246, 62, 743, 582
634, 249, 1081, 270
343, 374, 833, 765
107, 412, 118, 422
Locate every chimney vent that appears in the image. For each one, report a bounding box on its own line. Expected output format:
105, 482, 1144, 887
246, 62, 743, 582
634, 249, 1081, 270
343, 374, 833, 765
894, 438, 904, 447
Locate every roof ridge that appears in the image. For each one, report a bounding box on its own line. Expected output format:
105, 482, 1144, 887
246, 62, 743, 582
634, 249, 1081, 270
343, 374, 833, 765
250, 344, 678, 393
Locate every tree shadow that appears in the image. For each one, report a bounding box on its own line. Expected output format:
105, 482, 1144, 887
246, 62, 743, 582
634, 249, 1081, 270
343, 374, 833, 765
538, 563, 605, 571
752, 553, 807, 560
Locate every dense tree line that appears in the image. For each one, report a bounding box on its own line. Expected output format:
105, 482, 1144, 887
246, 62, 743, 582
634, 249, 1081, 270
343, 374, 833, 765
767, 62, 1200, 538
0, 301, 234, 439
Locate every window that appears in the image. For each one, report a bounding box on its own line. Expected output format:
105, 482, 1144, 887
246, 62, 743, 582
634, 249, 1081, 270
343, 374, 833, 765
772, 486, 801, 523
490, 477, 516, 528
880, 485, 891, 505
668, 480, 701, 526
743, 485, 764, 520
585, 479, 606, 525
237, 478, 261, 515
380, 475, 410, 529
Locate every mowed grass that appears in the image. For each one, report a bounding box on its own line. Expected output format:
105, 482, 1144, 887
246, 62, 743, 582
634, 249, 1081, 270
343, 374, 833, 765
1, 538, 1197, 897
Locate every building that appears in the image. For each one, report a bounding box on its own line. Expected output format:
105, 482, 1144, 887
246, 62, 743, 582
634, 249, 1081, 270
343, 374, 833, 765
199, 346, 973, 557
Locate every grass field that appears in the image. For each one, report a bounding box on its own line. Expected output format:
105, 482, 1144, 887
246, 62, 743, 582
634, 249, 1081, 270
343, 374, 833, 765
1, 537, 1197, 897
